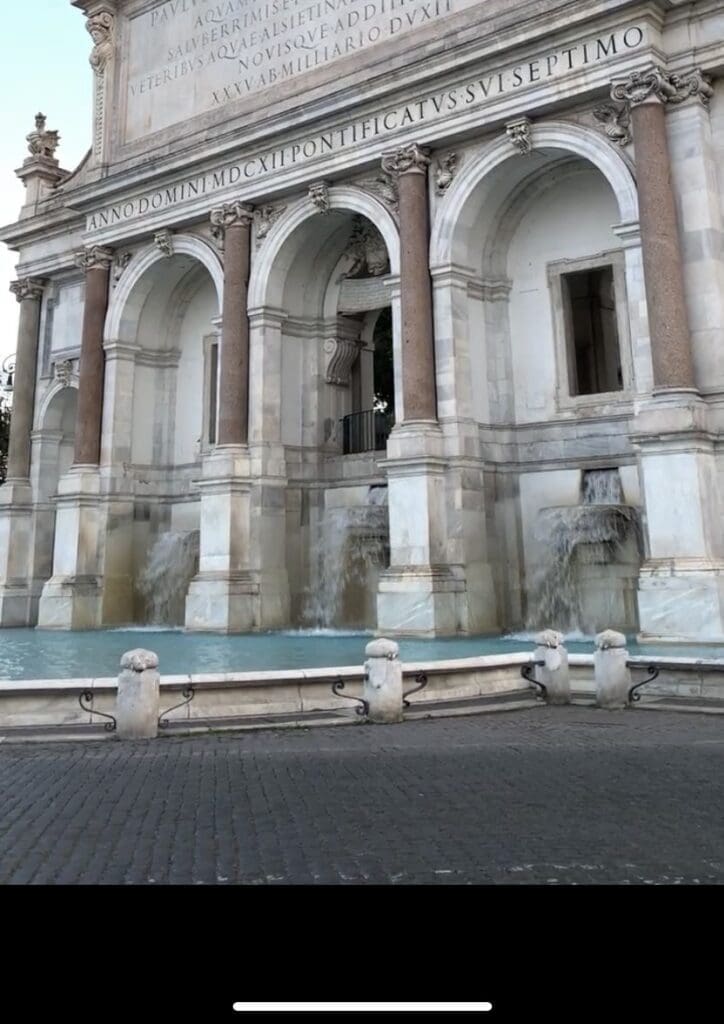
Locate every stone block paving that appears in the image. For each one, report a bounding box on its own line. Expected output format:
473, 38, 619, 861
0, 706, 723, 884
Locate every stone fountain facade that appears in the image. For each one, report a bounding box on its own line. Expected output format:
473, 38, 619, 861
1, 0, 723, 642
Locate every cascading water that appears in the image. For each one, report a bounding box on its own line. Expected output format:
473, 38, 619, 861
137, 530, 200, 626
527, 469, 641, 634
304, 487, 389, 629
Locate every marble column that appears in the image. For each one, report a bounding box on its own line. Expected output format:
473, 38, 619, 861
6, 278, 45, 480
211, 201, 253, 445
73, 245, 113, 465
0, 278, 45, 626
37, 245, 113, 629
612, 67, 724, 643
186, 205, 290, 631
611, 67, 712, 392
376, 145, 463, 636
382, 143, 437, 422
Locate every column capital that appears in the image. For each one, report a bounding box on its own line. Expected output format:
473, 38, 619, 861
210, 201, 254, 235
9, 278, 46, 303
611, 65, 713, 109
75, 245, 114, 272
381, 143, 431, 178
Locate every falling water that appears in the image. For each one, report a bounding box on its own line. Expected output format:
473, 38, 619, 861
304, 488, 389, 628
137, 530, 200, 626
527, 470, 640, 633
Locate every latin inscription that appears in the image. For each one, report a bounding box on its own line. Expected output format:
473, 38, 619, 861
126, 0, 476, 139
96, 25, 645, 231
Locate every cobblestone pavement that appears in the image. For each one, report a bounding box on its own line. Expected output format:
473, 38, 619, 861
1, 706, 722, 884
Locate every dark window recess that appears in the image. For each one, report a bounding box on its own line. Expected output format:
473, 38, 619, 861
562, 266, 622, 396
208, 341, 218, 445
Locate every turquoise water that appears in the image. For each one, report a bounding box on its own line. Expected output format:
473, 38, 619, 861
1, 628, 723, 681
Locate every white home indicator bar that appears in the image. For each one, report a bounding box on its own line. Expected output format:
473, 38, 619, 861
232, 1004, 493, 1013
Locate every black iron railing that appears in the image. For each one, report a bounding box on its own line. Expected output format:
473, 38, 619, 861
341, 409, 394, 455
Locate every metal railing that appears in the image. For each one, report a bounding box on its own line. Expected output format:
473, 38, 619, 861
341, 409, 393, 455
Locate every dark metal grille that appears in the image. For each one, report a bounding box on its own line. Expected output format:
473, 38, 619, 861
341, 409, 393, 455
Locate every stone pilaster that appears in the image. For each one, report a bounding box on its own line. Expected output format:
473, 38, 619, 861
73, 1, 118, 162
6, 278, 45, 480
210, 202, 253, 446
381, 144, 437, 422
0, 278, 46, 626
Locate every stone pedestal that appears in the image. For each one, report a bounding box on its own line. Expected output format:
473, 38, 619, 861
533, 630, 570, 705
377, 422, 462, 636
363, 638, 403, 724
116, 649, 160, 740
36, 467, 104, 629
185, 445, 290, 631
633, 394, 724, 643
594, 630, 631, 710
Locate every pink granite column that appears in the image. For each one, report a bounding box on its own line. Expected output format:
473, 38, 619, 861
211, 202, 254, 445
382, 144, 437, 421
73, 246, 113, 466
6, 278, 45, 480
612, 67, 712, 391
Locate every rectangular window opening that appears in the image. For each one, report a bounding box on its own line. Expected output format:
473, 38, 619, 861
562, 266, 622, 396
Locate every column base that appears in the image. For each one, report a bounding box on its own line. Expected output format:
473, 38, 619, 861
36, 576, 103, 630
637, 560, 724, 645
377, 566, 465, 637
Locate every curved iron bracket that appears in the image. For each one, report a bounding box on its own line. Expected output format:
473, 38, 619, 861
521, 660, 546, 700
403, 672, 428, 708
158, 687, 195, 729
332, 677, 368, 717
79, 690, 117, 733
628, 665, 660, 704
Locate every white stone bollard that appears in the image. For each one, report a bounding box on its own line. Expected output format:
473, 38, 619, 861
116, 649, 160, 740
594, 630, 631, 710
533, 629, 570, 705
364, 638, 404, 724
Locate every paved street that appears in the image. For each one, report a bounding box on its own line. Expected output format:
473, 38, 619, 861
1, 707, 722, 884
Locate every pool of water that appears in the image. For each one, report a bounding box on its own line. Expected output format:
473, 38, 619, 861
1, 628, 723, 681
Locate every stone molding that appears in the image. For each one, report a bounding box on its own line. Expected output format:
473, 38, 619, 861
356, 171, 399, 213
210, 201, 254, 243
434, 152, 459, 194
381, 143, 430, 177
308, 181, 331, 213
611, 66, 714, 109
9, 278, 45, 303
112, 251, 132, 285
254, 204, 286, 245
324, 335, 363, 386
75, 245, 114, 272
87, 10, 114, 75
154, 229, 174, 259
505, 117, 533, 154
593, 104, 632, 146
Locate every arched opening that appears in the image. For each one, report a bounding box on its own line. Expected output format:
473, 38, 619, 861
432, 131, 643, 636
251, 197, 399, 629
107, 249, 221, 625
33, 386, 78, 586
